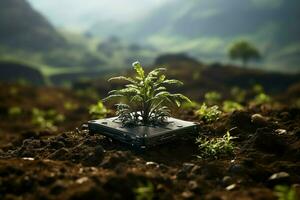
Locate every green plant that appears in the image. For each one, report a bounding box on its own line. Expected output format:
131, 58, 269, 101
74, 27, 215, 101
252, 93, 272, 105
89, 101, 108, 119
8, 106, 22, 118
134, 181, 155, 200
196, 131, 236, 159
274, 185, 298, 200
252, 84, 264, 94
204, 91, 222, 105
230, 87, 246, 103
31, 108, 64, 130
222, 100, 244, 113
64, 101, 78, 111
196, 103, 221, 123
229, 40, 261, 67
103, 61, 191, 126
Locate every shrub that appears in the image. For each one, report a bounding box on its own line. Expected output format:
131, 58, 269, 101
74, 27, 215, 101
103, 61, 191, 126
196, 103, 221, 123
196, 131, 236, 159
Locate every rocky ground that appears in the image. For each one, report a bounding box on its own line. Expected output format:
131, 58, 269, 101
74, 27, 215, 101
0, 83, 300, 200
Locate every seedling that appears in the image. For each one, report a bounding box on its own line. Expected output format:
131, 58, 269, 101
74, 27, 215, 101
222, 100, 244, 113
196, 130, 236, 159
196, 103, 221, 123
134, 181, 155, 200
274, 185, 298, 200
88, 61, 199, 148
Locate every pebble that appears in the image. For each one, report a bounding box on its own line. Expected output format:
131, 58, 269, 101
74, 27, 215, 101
268, 172, 290, 186
222, 176, 233, 186
146, 161, 159, 168
251, 114, 268, 126
182, 163, 195, 173
226, 183, 237, 191
76, 177, 89, 184
275, 129, 287, 135
181, 191, 194, 199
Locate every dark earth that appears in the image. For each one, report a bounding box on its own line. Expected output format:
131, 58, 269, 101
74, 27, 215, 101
0, 73, 300, 200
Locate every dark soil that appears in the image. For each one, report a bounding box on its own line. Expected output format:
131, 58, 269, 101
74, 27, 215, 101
0, 83, 300, 200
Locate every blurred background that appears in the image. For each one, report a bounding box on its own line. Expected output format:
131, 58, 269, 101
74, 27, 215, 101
0, 0, 300, 150
0, 0, 300, 87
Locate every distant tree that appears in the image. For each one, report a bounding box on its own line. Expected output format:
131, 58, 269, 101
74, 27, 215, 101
228, 41, 261, 67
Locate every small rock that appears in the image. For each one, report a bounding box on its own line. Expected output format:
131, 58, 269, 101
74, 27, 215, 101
181, 191, 194, 199
267, 172, 290, 186
146, 161, 159, 168
222, 176, 233, 186
158, 163, 168, 171
182, 163, 195, 173
275, 129, 287, 135
253, 128, 287, 154
251, 114, 268, 126
76, 177, 89, 184
191, 166, 201, 174
188, 180, 198, 191
226, 183, 238, 191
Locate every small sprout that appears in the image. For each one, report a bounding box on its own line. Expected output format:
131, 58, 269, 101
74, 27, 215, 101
230, 87, 246, 103
31, 108, 64, 130
252, 93, 272, 105
196, 103, 221, 123
8, 106, 22, 118
103, 61, 191, 126
274, 185, 298, 200
181, 101, 200, 110
222, 100, 244, 113
64, 101, 78, 111
134, 181, 155, 200
204, 91, 222, 105
196, 130, 236, 159
252, 84, 264, 94
89, 101, 108, 119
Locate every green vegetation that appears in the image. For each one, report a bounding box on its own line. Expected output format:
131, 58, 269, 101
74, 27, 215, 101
31, 108, 64, 130
103, 61, 191, 126
196, 131, 236, 159
230, 87, 246, 103
64, 101, 78, 111
229, 41, 261, 67
222, 100, 244, 113
89, 101, 108, 119
204, 91, 222, 105
252, 93, 272, 105
134, 182, 155, 200
196, 103, 221, 123
8, 106, 23, 118
274, 185, 298, 200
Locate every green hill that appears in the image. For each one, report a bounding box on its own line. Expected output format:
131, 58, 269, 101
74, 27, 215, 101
0, 0, 66, 51
89, 0, 300, 72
